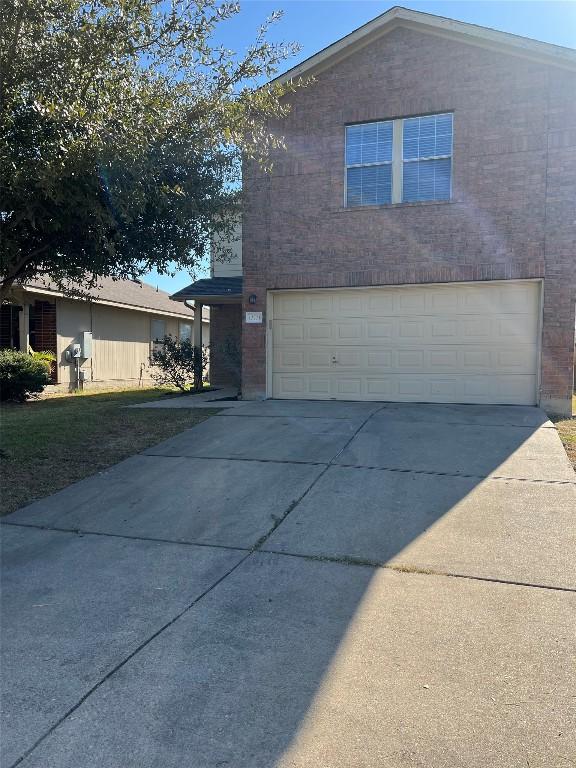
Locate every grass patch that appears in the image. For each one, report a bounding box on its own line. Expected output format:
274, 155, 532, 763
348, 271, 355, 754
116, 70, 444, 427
0, 387, 219, 516
554, 394, 576, 471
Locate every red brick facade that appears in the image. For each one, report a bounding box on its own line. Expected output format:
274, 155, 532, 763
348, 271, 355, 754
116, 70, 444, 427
241, 25, 576, 414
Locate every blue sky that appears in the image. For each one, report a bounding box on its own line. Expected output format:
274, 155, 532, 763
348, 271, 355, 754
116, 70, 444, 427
145, 0, 576, 294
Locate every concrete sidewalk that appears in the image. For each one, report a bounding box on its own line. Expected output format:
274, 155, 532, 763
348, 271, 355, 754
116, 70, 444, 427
2, 400, 575, 767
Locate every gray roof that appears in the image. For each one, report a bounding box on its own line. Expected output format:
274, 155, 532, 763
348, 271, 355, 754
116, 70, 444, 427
171, 277, 243, 301
25, 276, 197, 319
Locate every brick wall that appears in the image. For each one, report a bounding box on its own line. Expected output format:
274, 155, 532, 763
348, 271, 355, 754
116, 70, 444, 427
242, 25, 576, 413
540, 67, 576, 414
209, 304, 242, 390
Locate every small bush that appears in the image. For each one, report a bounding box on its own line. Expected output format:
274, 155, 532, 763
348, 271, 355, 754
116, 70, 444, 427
0, 349, 52, 402
30, 350, 56, 365
149, 336, 209, 392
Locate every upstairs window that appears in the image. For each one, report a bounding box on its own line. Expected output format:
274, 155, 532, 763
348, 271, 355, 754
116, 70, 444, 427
402, 113, 453, 202
345, 121, 393, 206
345, 112, 453, 206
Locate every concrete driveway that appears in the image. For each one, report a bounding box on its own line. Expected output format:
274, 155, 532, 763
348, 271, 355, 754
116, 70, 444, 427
2, 400, 575, 768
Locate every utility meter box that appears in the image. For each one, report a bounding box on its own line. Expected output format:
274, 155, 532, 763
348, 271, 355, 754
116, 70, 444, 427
81, 331, 92, 359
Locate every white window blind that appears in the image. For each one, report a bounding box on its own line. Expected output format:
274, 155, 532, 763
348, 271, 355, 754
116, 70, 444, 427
402, 113, 453, 202
345, 121, 393, 206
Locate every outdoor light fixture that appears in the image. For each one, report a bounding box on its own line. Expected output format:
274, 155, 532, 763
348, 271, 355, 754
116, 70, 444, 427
248, 294, 257, 305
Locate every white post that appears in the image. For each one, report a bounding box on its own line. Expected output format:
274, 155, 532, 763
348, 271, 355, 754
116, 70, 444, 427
193, 301, 203, 348
19, 302, 30, 352
193, 301, 204, 390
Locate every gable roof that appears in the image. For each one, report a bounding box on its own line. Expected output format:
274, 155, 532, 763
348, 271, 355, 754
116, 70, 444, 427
23, 276, 208, 321
272, 5, 576, 85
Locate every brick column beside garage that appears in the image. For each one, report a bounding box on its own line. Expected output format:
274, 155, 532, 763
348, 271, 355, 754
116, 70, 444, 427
540, 67, 576, 415
241, 26, 576, 415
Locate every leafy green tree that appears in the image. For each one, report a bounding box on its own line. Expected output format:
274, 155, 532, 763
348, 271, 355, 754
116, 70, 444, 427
0, 0, 299, 298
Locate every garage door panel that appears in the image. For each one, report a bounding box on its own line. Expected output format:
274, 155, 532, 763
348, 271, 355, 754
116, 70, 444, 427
276, 322, 305, 342
274, 345, 538, 376
309, 296, 333, 314
367, 321, 394, 338
273, 372, 538, 404
308, 322, 333, 340
367, 294, 395, 314
337, 321, 362, 340
272, 283, 540, 404
276, 314, 538, 347
367, 351, 393, 368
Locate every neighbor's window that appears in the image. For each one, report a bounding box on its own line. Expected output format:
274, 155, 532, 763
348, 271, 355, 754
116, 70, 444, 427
345, 121, 393, 206
402, 113, 453, 202
151, 318, 166, 352
345, 112, 453, 206
179, 322, 192, 342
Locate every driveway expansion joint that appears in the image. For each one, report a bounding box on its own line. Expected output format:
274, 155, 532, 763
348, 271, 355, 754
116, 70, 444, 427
213, 412, 369, 420
5, 523, 574, 595
335, 462, 576, 484
139, 452, 575, 484
141, 452, 329, 467
0, 521, 252, 553
260, 549, 576, 594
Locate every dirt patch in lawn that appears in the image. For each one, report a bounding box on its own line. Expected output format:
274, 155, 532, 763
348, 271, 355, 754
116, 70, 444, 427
0, 388, 219, 516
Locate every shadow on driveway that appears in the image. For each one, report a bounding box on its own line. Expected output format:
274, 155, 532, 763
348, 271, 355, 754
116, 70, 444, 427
2, 401, 575, 767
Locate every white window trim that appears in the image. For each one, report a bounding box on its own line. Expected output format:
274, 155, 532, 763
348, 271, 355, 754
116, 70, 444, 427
345, 113, 453, 207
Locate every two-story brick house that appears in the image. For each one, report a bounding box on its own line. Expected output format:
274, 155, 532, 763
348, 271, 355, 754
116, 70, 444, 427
173, 6, 576, 416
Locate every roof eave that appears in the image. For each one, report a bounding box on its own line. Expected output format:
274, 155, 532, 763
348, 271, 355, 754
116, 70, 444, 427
171, 293, 242, 305
22, 284, 196, 320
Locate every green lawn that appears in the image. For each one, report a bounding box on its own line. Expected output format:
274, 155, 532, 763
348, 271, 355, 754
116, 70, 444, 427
0, 388, 218, 516
554, 394, 576, 472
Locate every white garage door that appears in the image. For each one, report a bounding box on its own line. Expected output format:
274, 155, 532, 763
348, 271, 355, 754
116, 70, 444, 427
271, 281, 540, 405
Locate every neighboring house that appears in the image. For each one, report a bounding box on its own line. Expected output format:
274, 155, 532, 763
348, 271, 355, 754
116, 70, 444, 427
175, 6, 576, 417
1, 277, 209, 391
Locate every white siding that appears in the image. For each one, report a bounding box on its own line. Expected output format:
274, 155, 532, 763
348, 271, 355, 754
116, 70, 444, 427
211, 221, 242, 277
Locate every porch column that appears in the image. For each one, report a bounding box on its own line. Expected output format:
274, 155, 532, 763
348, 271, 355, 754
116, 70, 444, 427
19, 302, 30, 352
193, 301, 203, 348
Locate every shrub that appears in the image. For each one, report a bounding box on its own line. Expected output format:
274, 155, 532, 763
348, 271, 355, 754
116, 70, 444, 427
0, 349, 52, 402
30, 350, 57, 381
149, 336, 209, 392
30, 350, 56, 365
